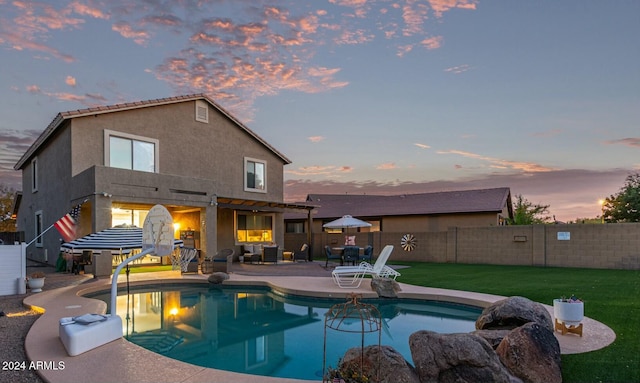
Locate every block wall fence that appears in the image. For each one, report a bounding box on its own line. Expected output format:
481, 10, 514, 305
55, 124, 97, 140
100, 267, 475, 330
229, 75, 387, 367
285, 223, 640, 270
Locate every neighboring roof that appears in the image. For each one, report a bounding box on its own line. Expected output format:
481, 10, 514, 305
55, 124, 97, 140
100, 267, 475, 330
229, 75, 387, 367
14, 94, 290, 170
285, 187, 512, 219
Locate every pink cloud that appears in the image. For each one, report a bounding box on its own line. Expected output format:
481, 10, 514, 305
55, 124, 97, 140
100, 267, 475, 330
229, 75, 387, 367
112, 21, 150, 45
308, 136, 325, 143
65, 75, 76, 87
420, 35, 443, 49
68, 1, 110, 20
605, 138, 640, 148
335, 28, 375, 44
2, 1, 478, 119
402, 3, 429, 36
377, 162, 397, 170
285, 165, 353, 177
396, 44, 414, 57
414, 143, 431, 149
12, 1, 85, 31
428, 0, 478, 18
437, 149, 557, 173
141, 14, 182, 27
24, 85, 106, 105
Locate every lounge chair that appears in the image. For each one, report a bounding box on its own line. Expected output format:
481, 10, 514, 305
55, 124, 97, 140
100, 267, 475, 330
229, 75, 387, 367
325, 245, 343, 267
331, 245, 400, 288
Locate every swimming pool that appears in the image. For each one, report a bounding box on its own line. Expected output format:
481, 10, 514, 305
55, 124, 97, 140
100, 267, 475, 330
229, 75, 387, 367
88, 283, 482, 380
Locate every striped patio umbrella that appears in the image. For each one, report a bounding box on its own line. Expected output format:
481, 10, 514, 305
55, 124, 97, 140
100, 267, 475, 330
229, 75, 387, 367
60, 225, 183, 254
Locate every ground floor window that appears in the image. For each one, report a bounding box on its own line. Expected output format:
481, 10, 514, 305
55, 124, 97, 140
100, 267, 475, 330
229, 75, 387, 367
285, 221, 305, 233
237, 213, 273, 243
112, 208, 148, 227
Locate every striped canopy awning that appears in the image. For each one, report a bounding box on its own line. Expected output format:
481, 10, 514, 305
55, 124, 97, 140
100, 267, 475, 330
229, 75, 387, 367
60, 226, 183, 254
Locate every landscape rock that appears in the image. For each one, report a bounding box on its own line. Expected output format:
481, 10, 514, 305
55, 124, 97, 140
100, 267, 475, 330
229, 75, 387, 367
475, 296, 553, 331
409, 330, 521, 383
473, 329, 512, 349
371, 278, 402, 298
496, 322, 562, 383
339, 345, 420, 383
207, 272, 229, 284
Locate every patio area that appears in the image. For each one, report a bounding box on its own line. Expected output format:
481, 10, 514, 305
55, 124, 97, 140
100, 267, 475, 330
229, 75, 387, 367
22, 262, 616, 383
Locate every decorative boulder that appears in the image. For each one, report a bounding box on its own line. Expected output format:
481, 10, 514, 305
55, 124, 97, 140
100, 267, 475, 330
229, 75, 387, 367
409, 330, 521, 383
475, 296, 553, 331
207, 272, 229, 284
496, 322, 562, 383
339, 345, 420, 383
371, 278, 402, 298
472, 329, 512, 350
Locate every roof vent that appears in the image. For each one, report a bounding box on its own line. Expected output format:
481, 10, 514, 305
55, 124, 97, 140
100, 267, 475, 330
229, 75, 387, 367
195, 100, 208, 123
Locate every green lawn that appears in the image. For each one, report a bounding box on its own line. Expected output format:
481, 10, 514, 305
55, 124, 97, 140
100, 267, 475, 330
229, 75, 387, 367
116, 265, 174, 274
395, 262, 639, 383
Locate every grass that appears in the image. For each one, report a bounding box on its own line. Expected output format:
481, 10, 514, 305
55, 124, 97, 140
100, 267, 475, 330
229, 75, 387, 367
394, 262, 640, 383
116, 265, 174, 274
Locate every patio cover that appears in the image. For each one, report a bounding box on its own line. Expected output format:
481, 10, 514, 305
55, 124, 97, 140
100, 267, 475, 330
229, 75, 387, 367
60, 226, 183, 254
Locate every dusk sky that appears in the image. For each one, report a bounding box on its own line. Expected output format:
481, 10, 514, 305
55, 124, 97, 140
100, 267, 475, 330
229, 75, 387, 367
1, 0, 638, 222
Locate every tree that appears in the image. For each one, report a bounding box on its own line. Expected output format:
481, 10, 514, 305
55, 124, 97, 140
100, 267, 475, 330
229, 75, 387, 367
508, 194, 552, 225
0, 184, 17, 231
602, 173, 640, 223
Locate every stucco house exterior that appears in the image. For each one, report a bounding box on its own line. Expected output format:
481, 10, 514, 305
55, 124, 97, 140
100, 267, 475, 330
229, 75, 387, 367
14, 94, 309, 265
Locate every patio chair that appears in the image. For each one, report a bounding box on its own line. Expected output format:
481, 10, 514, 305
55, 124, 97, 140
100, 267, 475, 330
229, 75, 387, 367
342, 245, 359, 266
293, 244, 309, 262
359, 245, 373, 262
202, 248, 234, 274
325, 245, 343, 268
263, 245, 278, 263
331, 245, 400, 288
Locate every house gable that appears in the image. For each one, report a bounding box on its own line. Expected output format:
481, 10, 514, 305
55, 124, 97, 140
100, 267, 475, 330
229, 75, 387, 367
14, 94, 290, 172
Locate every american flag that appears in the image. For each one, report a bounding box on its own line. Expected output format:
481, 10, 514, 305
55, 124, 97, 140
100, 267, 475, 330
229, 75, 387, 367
54, 203, 83, 243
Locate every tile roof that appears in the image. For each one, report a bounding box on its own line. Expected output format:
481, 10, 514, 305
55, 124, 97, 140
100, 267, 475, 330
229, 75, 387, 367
285, 187, 512, 219
15, 94, 290, 170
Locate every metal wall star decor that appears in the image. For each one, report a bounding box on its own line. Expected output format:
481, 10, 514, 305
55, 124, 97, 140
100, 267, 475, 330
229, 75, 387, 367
401, 233, 417, 251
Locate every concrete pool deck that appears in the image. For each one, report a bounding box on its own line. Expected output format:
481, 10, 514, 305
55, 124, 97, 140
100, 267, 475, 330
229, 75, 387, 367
23, 264, 615, 383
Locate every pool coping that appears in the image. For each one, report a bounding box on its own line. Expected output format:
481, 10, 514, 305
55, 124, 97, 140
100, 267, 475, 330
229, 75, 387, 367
23, 271, 616, 383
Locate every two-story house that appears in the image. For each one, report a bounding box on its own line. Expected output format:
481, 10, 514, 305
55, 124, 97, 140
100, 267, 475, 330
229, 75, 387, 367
14, 94, 309, 265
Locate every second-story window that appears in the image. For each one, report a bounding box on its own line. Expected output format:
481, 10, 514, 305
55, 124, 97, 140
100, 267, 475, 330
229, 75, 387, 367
105, 130, 158, 173
244, 157, 266, 192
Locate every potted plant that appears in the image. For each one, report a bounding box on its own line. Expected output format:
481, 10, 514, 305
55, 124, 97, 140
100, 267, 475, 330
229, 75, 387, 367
553, 295, 584, 336
27, 271, 46, 293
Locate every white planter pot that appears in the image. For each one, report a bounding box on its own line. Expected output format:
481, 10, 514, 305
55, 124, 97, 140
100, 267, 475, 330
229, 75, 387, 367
28, 277, 45, 293
553, 299, 584, 325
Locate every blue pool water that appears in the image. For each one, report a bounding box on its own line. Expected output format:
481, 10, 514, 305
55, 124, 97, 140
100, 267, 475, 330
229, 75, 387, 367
88, 284, 481, 380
